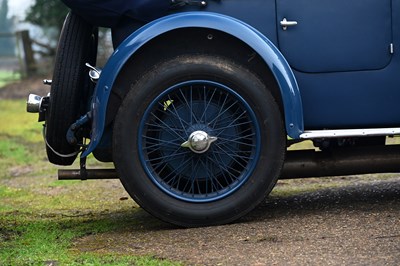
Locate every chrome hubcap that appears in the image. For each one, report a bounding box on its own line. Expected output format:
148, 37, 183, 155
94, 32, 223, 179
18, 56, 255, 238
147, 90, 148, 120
181, 130, 217, 153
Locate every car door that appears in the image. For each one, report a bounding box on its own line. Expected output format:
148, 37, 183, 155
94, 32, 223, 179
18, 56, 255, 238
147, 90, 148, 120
276, 0, 393, 73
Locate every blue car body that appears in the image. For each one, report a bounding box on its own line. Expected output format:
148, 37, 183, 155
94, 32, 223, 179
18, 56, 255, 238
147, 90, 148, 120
84, 0, 400, 157
83, 11, 303, 156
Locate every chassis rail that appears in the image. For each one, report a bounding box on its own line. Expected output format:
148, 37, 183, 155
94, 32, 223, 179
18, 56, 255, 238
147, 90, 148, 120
58, 145, 400, 180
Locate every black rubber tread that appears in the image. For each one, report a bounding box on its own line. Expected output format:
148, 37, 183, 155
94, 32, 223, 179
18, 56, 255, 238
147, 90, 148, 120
113, 54, 286, 227
46, 12, 96, 165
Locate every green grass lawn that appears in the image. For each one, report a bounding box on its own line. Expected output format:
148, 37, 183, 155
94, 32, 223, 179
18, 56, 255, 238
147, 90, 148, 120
0, 99, 181, 266
0, 71, 21, 88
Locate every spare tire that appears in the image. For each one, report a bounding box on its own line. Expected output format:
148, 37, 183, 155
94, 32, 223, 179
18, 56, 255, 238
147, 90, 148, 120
46, 12, 97, 165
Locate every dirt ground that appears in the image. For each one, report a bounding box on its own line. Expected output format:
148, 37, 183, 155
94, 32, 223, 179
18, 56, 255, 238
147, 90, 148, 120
72, 176, 400, 266
2, 78, 399, 265
0, 77, 50, 99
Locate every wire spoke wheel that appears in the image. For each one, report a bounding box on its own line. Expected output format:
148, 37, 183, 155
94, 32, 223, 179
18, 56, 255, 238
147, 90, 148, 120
139, 80, 260, 202
113, 55, 285, 226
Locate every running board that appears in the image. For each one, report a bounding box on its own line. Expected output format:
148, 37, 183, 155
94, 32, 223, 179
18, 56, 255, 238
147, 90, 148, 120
300, 127, 400, 139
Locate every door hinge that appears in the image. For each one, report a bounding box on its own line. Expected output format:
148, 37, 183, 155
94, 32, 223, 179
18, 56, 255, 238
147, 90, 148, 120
390, 43, 394, 54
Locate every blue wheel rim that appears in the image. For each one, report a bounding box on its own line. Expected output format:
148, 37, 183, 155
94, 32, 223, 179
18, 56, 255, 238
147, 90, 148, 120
138, 80, 261, 203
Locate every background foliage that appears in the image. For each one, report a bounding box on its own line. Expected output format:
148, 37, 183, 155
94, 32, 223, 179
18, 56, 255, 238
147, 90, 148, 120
25, 0, 69, 56
0, 0, 15, 56
25, 0, 68, 35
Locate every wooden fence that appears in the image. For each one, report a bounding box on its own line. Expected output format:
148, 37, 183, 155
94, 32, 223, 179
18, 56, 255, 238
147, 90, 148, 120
0, 30, 37, 77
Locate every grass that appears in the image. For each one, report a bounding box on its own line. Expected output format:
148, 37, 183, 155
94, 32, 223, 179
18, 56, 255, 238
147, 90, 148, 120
0, 210, 179, 265
0, 99, 181, 266
0, 70, 21, 88
0, 100, 49, 178
0, 202, 178, 265
0, 100, 43, 143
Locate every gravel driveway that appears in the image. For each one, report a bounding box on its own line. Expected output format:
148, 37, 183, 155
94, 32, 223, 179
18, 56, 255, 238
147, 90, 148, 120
74, 176, 400, 265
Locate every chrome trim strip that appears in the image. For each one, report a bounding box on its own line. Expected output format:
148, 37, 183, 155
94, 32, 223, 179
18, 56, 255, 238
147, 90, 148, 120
300, 128, 400, 139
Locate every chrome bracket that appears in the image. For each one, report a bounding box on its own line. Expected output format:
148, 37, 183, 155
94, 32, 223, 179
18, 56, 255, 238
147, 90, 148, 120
85, 63, 102, 83
43, 79, 52, 85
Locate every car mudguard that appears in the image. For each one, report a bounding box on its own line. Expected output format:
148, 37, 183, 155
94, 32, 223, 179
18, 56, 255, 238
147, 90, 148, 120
82, 12, 304, 157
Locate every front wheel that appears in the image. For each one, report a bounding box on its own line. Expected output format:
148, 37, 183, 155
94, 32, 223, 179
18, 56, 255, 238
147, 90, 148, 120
113, 55, 286, 227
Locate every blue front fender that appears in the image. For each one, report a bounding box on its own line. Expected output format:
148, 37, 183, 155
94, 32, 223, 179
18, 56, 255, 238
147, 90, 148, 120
82, 12, 304, 157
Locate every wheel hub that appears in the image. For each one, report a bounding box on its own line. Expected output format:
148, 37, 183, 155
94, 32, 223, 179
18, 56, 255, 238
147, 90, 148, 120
181, 130, 217, 153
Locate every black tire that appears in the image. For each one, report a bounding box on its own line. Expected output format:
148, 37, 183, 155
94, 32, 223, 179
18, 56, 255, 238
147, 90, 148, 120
46, 12, 97, 165
113, 55, 286, 227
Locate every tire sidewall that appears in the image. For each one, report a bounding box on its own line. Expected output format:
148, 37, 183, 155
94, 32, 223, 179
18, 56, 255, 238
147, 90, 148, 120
113, 55, 285, 226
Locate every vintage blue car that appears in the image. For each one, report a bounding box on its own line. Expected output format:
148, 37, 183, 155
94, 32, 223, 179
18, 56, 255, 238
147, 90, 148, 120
27, 0, 400, 227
